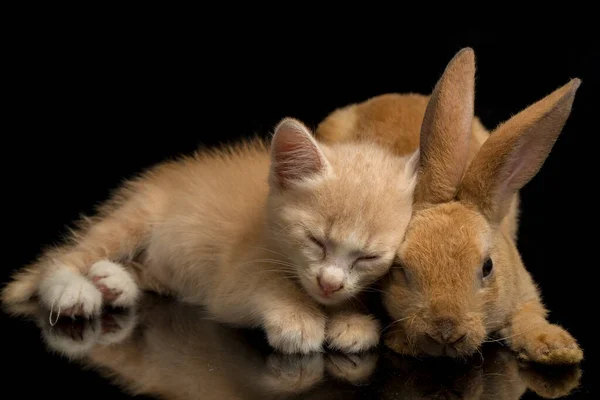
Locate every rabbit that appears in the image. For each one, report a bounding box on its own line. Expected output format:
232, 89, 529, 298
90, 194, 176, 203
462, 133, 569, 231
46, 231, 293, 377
315, 47, 583, 365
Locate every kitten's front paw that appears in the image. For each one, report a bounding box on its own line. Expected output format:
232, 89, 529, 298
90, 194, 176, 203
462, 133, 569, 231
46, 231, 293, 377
264, 309, 326, 354
515, 324, 583, 365
326, 313, 380, 353
39, 269, 102, 317
88, 260, 140, 308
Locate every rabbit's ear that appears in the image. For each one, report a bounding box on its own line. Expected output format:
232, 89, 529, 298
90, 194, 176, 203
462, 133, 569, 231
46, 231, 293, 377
414, 47, 476, 205
458, 79, 581, 223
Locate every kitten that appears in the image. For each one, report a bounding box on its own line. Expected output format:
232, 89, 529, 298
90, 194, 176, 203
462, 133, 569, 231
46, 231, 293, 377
2, 118, 418, 354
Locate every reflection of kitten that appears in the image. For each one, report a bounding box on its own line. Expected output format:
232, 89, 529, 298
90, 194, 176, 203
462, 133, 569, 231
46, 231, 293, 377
21, 295, 581, 400
2, 118, 417, 353
30, 294, 381, 400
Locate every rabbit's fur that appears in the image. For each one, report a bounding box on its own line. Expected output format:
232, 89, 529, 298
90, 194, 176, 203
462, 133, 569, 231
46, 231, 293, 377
316, 48, 583, 365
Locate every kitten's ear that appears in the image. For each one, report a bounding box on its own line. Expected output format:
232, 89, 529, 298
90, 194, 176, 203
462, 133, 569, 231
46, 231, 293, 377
458, 78, 581, 223
270, 118, 330, 189
414, 48, 475, 205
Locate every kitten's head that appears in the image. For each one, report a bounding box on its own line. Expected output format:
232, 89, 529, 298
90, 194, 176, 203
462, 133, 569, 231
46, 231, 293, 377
266, 118, 418, 306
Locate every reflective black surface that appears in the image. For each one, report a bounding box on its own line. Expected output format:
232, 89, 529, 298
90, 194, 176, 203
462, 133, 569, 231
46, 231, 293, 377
1, 294, 589, 399
4, 26, 597, 399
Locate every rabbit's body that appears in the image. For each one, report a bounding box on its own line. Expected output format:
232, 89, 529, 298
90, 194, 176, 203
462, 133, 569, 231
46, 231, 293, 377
316, 49, 583, 365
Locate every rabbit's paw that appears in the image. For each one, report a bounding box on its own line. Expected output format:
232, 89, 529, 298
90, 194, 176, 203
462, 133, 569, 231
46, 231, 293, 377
88, 260, 140, 308
39, 269, 102, 318
264, 308, 326, 354
326, 312, 380, 353
383, 328, 417, 356
517, 323, 583, 365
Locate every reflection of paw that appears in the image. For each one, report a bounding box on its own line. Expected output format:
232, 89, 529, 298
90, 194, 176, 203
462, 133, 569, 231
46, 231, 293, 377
97, 308, 138, 345
264, 309, 325, 354
519, 362, 582, 398
88, 260, 140, 308
39, 307, 137, 359
39, 269, 102, 318
326, 313, 380, 353
261, 353, 324, 394
326, 352, 379, 385
516, 324, 583, 365
41, 317, 101, 359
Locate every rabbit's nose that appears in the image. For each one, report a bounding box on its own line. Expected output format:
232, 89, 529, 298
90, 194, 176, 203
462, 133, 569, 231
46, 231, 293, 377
433, 317, 465, 344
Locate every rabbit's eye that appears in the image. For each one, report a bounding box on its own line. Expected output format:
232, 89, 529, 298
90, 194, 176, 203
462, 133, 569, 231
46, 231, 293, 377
482, 258, 494, 279
392, 262, 411, 285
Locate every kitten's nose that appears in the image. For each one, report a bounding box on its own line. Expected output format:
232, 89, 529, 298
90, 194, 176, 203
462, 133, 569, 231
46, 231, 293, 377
317, 276, 343, 295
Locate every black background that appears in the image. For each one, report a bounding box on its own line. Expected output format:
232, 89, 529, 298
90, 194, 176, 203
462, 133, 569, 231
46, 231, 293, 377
2, 15, 598, 400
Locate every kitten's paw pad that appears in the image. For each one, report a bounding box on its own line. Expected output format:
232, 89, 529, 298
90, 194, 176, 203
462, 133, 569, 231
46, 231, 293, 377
518, 324, 583, 365
264, 310, 326, 354
326, 313, 380, 353
88, 260, 139, 308
326, 352, 379, 385
39, 269, 102, 317
262, 354, 324, 394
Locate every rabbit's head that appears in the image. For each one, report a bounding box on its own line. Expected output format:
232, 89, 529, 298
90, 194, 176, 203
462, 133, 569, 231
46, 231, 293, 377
379, 49, 581, 358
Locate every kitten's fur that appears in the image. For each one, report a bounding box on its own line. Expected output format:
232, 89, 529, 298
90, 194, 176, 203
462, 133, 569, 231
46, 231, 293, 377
2, 118, 418, 354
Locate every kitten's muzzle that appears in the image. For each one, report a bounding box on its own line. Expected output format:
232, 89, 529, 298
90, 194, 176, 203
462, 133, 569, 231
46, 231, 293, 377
317, 275, 343, 296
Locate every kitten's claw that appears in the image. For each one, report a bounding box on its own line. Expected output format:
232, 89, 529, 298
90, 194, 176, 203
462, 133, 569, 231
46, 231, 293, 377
39, 269, 102, 318
264, 309, 326, 354
326, 313, 380, 353
88, 260, 140, 308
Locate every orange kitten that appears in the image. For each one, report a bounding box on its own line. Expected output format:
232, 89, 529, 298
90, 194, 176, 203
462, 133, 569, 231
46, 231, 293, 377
2, 118, 418, 354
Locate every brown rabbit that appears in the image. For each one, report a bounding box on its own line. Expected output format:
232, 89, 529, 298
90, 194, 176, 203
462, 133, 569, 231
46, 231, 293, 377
316, 48, 583, 365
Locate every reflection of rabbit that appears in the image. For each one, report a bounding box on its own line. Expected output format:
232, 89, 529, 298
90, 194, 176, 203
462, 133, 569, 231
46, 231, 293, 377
317, 48, 583, 365
12, 294, 379, 400
7, 296, 580, 399
377, 344, 581, 399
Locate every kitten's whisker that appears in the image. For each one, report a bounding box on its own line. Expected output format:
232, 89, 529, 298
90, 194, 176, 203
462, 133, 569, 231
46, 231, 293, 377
350, 295, 368, 312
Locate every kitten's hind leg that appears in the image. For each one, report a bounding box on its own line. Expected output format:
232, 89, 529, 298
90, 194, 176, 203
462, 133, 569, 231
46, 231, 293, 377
39, 260, 140, 319
88, 260, 140, 308
2, 181, 154, 316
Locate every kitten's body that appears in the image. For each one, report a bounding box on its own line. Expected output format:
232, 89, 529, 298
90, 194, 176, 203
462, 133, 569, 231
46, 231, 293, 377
3, 118, 417, 354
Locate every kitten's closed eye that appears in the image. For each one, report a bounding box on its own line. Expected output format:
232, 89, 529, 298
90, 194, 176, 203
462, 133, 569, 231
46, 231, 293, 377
356, 255, 380, 262
308, 234, 325, 249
